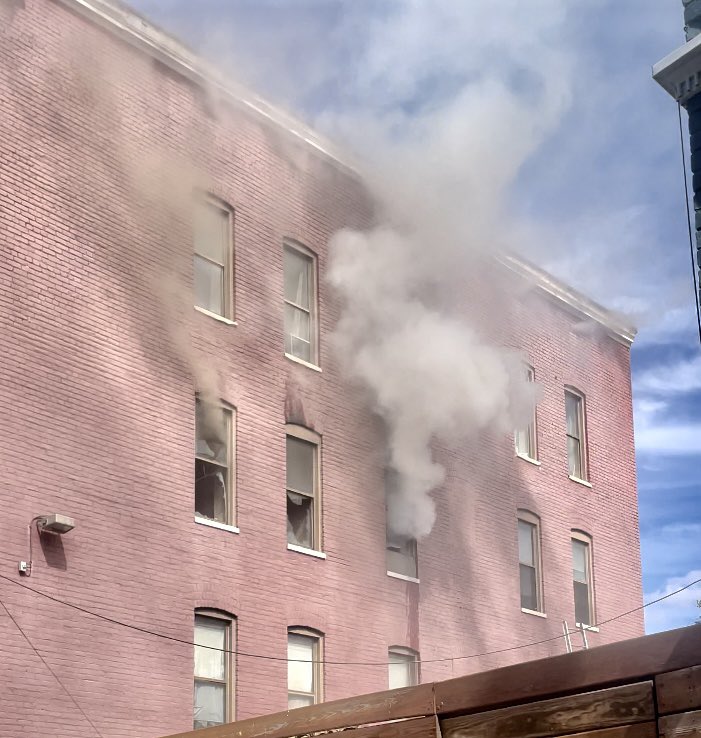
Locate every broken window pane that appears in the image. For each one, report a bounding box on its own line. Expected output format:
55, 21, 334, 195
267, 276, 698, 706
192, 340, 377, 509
386, 536, 418, 579
196, 402, 228, 465
195, 460, 227, 522
287, 491, 313, 548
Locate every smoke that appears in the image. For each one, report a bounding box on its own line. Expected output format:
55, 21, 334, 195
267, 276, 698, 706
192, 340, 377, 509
313, 2, 573, 538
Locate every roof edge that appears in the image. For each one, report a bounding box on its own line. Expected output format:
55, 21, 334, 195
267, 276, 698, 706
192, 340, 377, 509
497, 253, 636, 345
51, 0, 357, 174
653, 33, 701, 103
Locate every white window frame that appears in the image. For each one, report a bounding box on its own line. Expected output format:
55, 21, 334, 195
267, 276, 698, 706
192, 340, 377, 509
194, 194, 234, 320
286, 425, 322, 553
287, 627, 323, 708
385, 467, 419, 580
565, 387, 588, 481
517, 510, 544, 614
195, 396, 236, 527
388, 647, 420, 689
193, 609, 235, 729
515, 365, 538, 461
571, 531, 595, 626
283, 239, 319, 367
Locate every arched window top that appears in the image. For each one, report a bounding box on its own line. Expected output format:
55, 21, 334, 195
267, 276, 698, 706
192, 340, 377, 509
288, 625, 324, 638
195, 607, 236, 620
517, 509, 540, 525
285, 423, 321, 444
388, 645, 419, 657
571, 529, 593, 543
284, 237, 317, 259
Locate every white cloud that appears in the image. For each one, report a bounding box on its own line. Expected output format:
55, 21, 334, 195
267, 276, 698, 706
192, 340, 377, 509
644, 570, 701, 634
635, 354, 701, 395
642, 523, 701, 579
633, 395, 700, 456
635, 422, 701, 455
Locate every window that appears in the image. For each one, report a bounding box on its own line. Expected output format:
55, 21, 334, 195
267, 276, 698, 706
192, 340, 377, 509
515, 365, 537, 460
284, 241, 318, 364
565, 388, 587, 480
385, 469, 418, 579
287, 628, 322, 708
572, 533, 594, 626
194, 611, 234, 729
194, 196, 233, 319
195, 398, 234, 525
286, 426, 322, 551
517, 511, 543, 613
386, 532, 418, 579
388, 648, 419, 689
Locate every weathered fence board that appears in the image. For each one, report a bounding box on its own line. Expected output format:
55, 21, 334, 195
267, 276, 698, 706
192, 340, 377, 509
435, 626, 701, 717
547, 723, 657, 738
164, 684, 435, 738
659, 709, 701, 738
658, 666, 701, 715
441, 682, 654, 738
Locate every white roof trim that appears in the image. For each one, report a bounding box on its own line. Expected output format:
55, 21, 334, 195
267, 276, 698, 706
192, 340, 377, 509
52, 0, 355, 172
653, 34, 701, 103
497, 254, 636, 345
52, 0, 635, 346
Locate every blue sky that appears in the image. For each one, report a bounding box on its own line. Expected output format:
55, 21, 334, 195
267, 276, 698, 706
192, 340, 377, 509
131, 0, 701, 632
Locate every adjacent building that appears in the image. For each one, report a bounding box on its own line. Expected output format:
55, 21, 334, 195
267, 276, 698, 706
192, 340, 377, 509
0, 1, 644, 736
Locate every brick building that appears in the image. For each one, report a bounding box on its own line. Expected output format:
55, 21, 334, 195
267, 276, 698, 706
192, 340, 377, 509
0, 1, 644, 737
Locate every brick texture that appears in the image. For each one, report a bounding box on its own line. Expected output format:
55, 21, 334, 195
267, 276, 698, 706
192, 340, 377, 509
0, 1, 644, 737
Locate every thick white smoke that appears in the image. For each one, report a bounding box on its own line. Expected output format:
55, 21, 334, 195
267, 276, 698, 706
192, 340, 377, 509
328, 229, 538, 538
316, 3, 573, 538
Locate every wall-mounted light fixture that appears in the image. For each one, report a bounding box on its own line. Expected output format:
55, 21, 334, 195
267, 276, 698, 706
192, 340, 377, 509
19, 514, 76, 576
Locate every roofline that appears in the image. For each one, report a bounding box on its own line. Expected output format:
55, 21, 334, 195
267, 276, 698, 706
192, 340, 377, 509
652, 33, 701, 103
52, 0, 635, 347
497, 253, 637, 345
52, 0, 356, 174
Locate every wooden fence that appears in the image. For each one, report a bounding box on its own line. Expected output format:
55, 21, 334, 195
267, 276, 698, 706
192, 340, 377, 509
164, 624, 701, 738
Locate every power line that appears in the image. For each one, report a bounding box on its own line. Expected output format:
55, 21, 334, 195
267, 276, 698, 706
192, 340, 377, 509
677, 101, 701, 346
0, 595, 104, 738
0, 571, 698, 667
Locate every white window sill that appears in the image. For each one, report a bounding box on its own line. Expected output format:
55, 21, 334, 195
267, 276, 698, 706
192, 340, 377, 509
568, 475, 592, 488
521, 607, 547, 619
516, 453, 541, 466
575, 622, 599, 632
195, 306, 237, 325
285, 353, 322, 372
387, 571, 420, 584
287, 543, 326, 559
194, 516, 240, 534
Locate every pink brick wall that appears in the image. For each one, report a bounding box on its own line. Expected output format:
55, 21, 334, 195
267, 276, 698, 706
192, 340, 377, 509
0, 1, 643, 736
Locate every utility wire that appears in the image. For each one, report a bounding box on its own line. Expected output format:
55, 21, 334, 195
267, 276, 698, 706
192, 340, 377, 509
677, 101, 701, 346
0, 571, 698, 667
0, 595, 104, 738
